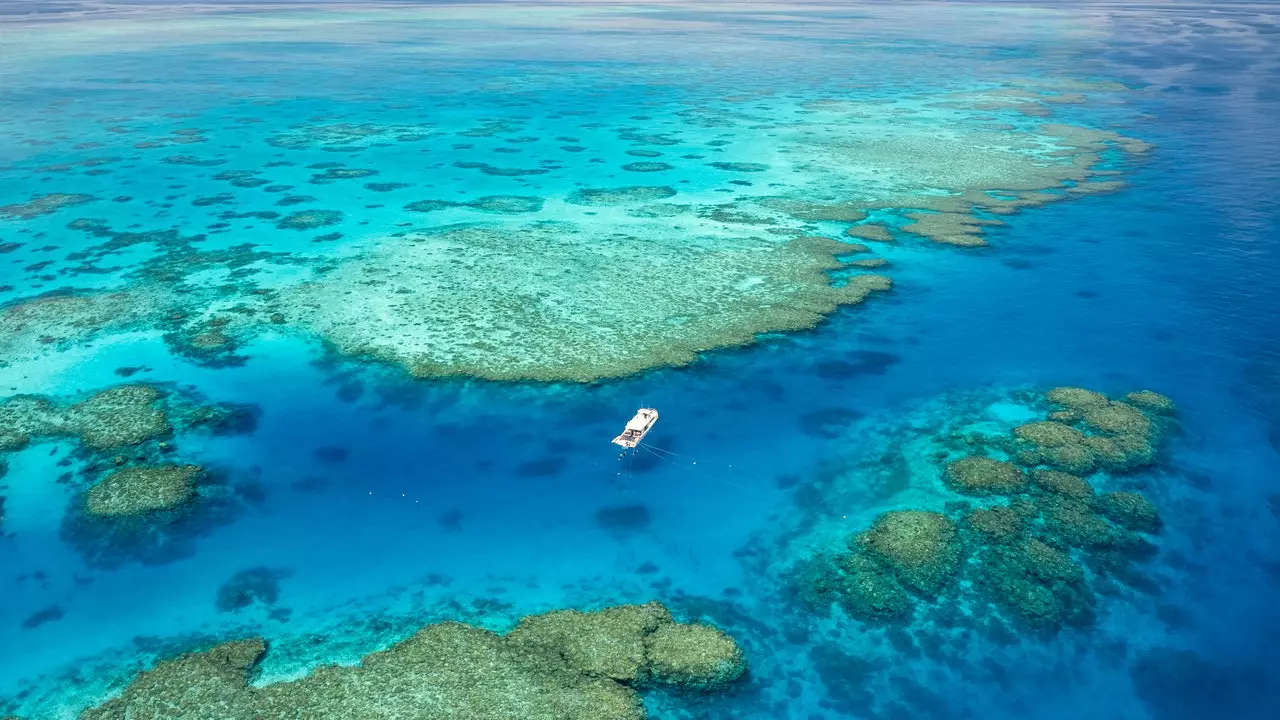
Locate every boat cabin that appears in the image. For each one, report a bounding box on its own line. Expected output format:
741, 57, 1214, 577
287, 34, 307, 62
612, 408, 659, 448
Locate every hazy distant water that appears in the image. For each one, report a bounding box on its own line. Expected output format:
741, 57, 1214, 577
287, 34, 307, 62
1, 2, 1278, 718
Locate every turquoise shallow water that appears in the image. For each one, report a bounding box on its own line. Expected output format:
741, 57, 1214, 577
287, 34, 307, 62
1, 1, 1279, 718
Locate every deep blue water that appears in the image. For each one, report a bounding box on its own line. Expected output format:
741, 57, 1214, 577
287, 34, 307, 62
1, 2, 1278, 718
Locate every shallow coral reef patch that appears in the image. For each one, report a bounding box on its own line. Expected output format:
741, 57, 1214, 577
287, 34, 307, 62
405, 195, 544, 214
852, 510, 962, 597
565, 186, 678, 205
943, 456, 1028, 496
0, 384, 171, 451
81, 601, 746, 720
275, 225, 890, 381
0, 192, 95, 220
84, 465, 202, 517
795, 385, 1177, 635
276, 210, 343, 230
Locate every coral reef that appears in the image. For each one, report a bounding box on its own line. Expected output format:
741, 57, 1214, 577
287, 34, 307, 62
795, 384, 1176, 634
265, 122, 433, 150
0, 192, 95, 219
852, 510, 961, 597
845, 223, 893, 242
1015, 386, 1173, 472
1097, 491, 1162, 533
962, 505, 1025, 544
71, 385, 173, 450
1124, 389, 1176, 414
275, 225, 890, 381
507, 602, 670, 683
308, 167, 377, 183
405, 195, 544, 214
565, 186, 677, 205
62, 467, 245, 568
0, 384, 171, 451
82, 602, 746, 719
1044, 386, 1109, 411
622, 162, 673, 172
976, 537, 1094, 628
1030, 468, 1095, 500
0, 288, 166, 362
84, 465, 202, 518
644, 622, 747, 690
943, 456, 1028, 496
708, 162, 768, 172
831, 552, 913, 622
1012, 421, 1097, 474
1035, 494, 1124, 550
276, 210, 343, 230
1, 383, 255, 567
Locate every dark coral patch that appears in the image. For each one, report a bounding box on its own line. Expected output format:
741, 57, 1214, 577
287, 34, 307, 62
708, 162, 768, 172
405, 196, 543, 215
622, 162, 673, 172
275, 195, 315, 207
216, 567, 291, 612
276, 210, 343, 230
566, 186, 677, 206
0, 193, 96, 220
309, 168, 378, 184
453, 161, 548, 177
365, 182, 410, 192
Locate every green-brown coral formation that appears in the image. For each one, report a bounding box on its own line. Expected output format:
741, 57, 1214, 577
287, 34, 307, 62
0, 384, 171, 451
845, 223, 893, 243
565, 186, 677, 205
0, 192, 95, 219
832, 552, 913, 622
506, 602, 669, 683
1035, 494, 1123, 550
266, 122, 433, 150
1081, 401, 1153, 436
276, 210, 343, 230
69, 385, 173, 450
82, 639, 266, 720
943, 456, 1028, 496
977, 538, 1094, 628
82, 602, 746, 720
797, 384, 1177, 635
1030, 469, 1095, 500
1013, 421, 1097, 474
1096, 491, 1162, 534
84, 465, 202, 518
644, 623, 748, 691
963, 505, 1025, 544
1124, 390, 1176, 414
1018, 386, 1175, 473
0, 289, 166, 362
405, 195, 544, 214
853, 510, 961, 596
1044, 386, 1109, 412
1, 384, 255, 470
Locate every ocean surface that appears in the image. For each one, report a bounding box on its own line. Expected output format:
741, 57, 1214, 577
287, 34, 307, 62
1, 1, 1278, 718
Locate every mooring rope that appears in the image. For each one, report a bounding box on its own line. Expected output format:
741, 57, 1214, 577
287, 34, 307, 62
634, 443, 749, 491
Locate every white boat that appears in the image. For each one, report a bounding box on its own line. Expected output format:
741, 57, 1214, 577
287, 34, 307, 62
612, 408, 659, 448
